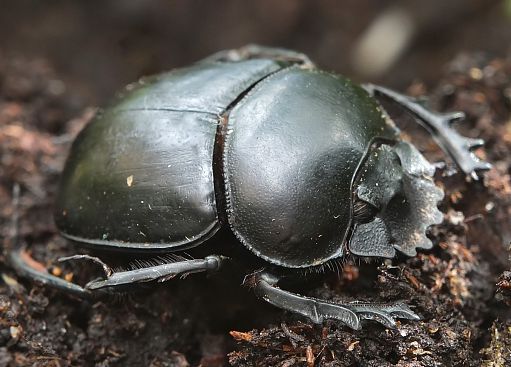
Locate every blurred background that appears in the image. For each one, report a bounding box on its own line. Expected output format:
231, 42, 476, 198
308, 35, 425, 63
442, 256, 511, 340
1, 0, 510, 106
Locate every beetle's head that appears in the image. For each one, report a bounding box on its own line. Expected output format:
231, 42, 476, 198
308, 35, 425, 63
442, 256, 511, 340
347, 140, 444, 258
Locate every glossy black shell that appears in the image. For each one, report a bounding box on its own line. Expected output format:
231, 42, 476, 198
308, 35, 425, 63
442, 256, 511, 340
55, 56, 397, 268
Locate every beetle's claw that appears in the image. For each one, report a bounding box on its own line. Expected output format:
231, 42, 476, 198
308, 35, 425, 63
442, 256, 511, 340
434, 110, 491, 179
442, 111, 465, 124
58, 254, 113, 277
347, 301, 420, 329
463, 137, 485, 150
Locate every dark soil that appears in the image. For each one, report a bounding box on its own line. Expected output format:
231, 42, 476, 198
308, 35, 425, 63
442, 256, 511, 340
1, 47, 511, 367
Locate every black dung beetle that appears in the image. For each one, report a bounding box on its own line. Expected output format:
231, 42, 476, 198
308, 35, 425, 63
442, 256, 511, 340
10, 45, 491, 330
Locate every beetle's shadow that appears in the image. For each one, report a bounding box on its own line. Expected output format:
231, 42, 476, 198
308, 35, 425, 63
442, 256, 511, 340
52, 236, 283, 333
39, 228, 400, 336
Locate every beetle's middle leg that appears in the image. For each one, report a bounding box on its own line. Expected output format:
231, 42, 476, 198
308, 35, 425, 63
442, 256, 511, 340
10, 248, 225, 295
251, 271, 419, 330
75, 254, 226, 291
363, 84, 491, 179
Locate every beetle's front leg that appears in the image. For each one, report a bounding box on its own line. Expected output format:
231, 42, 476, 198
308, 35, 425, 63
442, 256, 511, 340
251, 272, 419, 330
364, 84, 492, 179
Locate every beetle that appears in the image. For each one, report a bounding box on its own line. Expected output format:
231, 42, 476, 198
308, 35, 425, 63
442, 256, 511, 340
10, 45, 490, 330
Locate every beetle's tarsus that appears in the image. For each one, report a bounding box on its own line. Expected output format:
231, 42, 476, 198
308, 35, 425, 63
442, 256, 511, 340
363, 83, 492, 178
347, 301, 420, 329
59, 254, 113, 277
253, 272, 418, 330
9, 248, 92, 298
